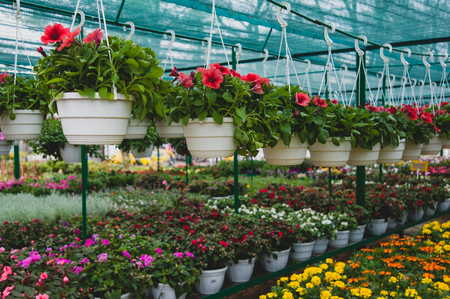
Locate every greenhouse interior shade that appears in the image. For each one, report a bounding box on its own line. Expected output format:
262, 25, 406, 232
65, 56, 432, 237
1, 0, 450, 104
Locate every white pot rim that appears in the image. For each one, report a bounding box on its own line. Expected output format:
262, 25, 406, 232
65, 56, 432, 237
327, 136, 351, 141
293, 241, 315, 245
201, 265, 228, 274
188, 117, 233, 124
60, 92, 134, 101
336, 230, 350, 233
370, 218, 388, 222
3, 109, 44, 115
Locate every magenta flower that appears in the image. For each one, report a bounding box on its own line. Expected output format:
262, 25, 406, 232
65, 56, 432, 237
186, 252, 195, 258
140, 254, 154, 267
123, 251, 131, 259
84, 239, 94, 247
173, 252, 184, 258
73, 266, 83, 275
155, 248, 162, 254
101, 239, 110, 246
97, 253, 108, 262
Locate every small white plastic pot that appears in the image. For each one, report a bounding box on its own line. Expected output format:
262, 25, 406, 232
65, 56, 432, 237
263, 135, 308, 165
309, 137, 351, 167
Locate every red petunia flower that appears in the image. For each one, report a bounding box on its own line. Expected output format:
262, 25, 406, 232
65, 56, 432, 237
37, 47, 47, 57
58, 28, 81, 51
278, 231, 283, 237
219, 240, 229, 248
241, 73, 261, 84
178, 72, 193, 88
313, 97, 327, 108
295, 92, 311, 106
0, 72, 10, 83
441, 101, 449, 107
201, 67, 223, 89
83, 28, 103, 45
196, 67, 207, 73
420, 112, 433, 124
189, 71, 196, 80
41, 23, 71, 45
249, 83, 263, 94
169, 67, 179, 78
331, 99, 338, 105
434, 124, 441, 132
231, 69, 241, 78
210, 63, 231, 75
260, 77, 271, 86
417, 200, 423, 206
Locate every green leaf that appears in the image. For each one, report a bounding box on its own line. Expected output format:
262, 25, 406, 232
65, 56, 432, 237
331, 137, 340, 146
98, 87, 108, 99
206, 92, 217, 105
84, 86, 95, 99
280, 123, 291, 136
120, 40, 133, 54
125, 58, 140, 68
318, 131, 327, 144
222, 92, 234, 102
182, 115, 190, 126
111, 74, 119, 84
198, 110, 207, 121
155, 102, 164, 118
235, 108, 246, 121
82, 48, 93, 61
350, 135, 356, 147
46, 78, 68, 85
212, 109, 223, 124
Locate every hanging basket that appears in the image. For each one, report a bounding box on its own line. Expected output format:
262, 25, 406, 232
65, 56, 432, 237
57, 92, 133, 145
263, 135, 308, 165
402, 140, 423, 161
183, 117, 236, 158
309, 137, 351, 167
442, 137, 450, 149
0, 110, 45, 141
421, 136, 442, 155
377, 139, 405, 164
156, 118, 184, 138
131, 145, 154, 159
123, 117, 150, 140
59, 144, 81, 163
347, 143, 381, 166
0, 140, 11, 156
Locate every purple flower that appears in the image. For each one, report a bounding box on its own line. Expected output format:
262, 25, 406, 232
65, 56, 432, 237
73, 266, 83, 275
131, 234, 135, 238
98, 253, 108, 263
135, 261, 143, 268
79, 257, 90, 265
84, 239, 94, 247
46, 247, 52, 251
155, 248, 162, 254
173, 252, 184, 258
101, 239, 110, 246
186, 252, 195, 258
119, 234, 123, 239
123, 251, 131, 259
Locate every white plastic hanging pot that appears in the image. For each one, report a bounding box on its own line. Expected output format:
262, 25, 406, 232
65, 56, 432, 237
0, 110, 44, 140
226, 259, 255, 283
309, 137, 351, 167
421, 136, 443, 155
260, 248, 291, 272
183, 117, 236, 158
59, 144, 81, 163
437, 198, 450, 212
442, 138, 450, 149
349, 225, 366, 243
263, 135, 308, 165
408, 209, 424, 222
151, 283, 186, 299
329, 230, 350, 248
367, 218, 389, 235
123, 117, 150, 139
0, 139, 12, 156
377, 139, 406, 164
156, 118, 184, 138
347, 143, 381, 166
195, 266, 227, 295
424, 202, 438, 217
402, 140, 423, 161
57, 92, 133, 145
290, 241, 315, 262
131, 145, 154, 159
312, 237, 329, 254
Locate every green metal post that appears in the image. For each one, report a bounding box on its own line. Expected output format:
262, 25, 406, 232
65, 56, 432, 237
440, 149, 443, 157
13, 144, 20, 179
81, 145, 88, 243
328, 168, 332, 197
356, 53, 366, 207
157, 146, 160, 172
379, 74, 386, 184
185, 154, 189, 186
232, 47, 239, 214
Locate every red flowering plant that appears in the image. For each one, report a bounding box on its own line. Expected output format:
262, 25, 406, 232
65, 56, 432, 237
424, 104, 449, 141
167, 64, 271, 156
366, 184, 406, 220
367, 104, 407, 148
34, 23, 163, 121
401, 104, 437, 145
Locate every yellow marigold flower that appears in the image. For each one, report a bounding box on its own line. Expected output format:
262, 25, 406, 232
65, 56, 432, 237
330, 297, 343, 299
376, 297, 386, 299
320, 263, 329, 270
442, 222, 449, 229
325, 272, 342, 281
287, 281, 300, 289
359, 288, 372, 298
443, 245, 450, 251
296, 288, 306, 295
389, 277, 399, 283
306, 283, 314, 289
320, 290, 332, 299
311, 276, 321, 286
260, 296, 267, 299
290, 274, 300, 281
380, 290, 388, 296
405, 288, 418, 297
280, 277, 289, 282
434, 282, 450, 291
335, 262, 346, 268
443, 231, 450, 239
304, 267, 323, 276
282, 291, 293, 299
281, 289, 289, 293
350, 288, 360, 296
334, 266, 344, 274
422, 229, 432, 235
390, 292, 397, 297
267, 292, 278, 298
326, 258, 334, 264
421, 277, 432, 284
444, 277, 450, 283
334, 281, 345, 289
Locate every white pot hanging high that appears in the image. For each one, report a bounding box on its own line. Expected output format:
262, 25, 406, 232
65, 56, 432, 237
131, 144, 154, 159
57, 92, 133, 145
59, 144, 81, 163
377, 139, 406, 164
347, 143, 381, 166
402, 140, 423, 161
309, 137, 351, 167
263, 135, 308, 165
421, 136, 442, 155
123, 117, 150, 139
442, 137, 450, 149
183, 117, 235, 158
0, 110, 45, 140
0, 139, 12, 156
156, 118, 184, 138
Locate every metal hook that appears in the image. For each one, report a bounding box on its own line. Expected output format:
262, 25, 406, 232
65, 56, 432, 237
123, 21, 135, 40
400, 48, 411, 67
390, 74, 396, 85
304, 59, 311, 73
380, 43, 393, 64
204, 37, 211, 54
276, 2, 291, 28
324, 23, 336, 47
423, 51, 433, 68
13, 0, 20, 18
262, 49, 269, 64
411, 78, 417, 89
377, 71, 384, 79
440, 53, 448, 69
235, 43, 242, 61
341, 64, 348, 74
164, 30, 175, 49
354, 35, 367, 56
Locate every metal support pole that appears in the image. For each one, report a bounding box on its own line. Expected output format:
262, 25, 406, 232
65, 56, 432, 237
232, 47, 239, 214
379, 75, 386, 183
440, 149, 443, 157
356, 53, 366, 207
157, 146, 160, 172
13, 143, 20, 179
81, 145, 88, 243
